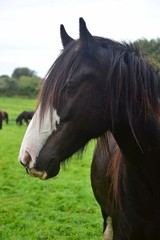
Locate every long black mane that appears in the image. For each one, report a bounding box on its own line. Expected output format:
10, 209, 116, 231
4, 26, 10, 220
39, 37, 160, 129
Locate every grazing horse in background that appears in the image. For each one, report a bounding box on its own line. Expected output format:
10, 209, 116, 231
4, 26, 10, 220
0, 111, 3, 129
0, 110, 9, 124
16, 111, 34, 125
19, 18, 160, 240
0, 110, 9, 129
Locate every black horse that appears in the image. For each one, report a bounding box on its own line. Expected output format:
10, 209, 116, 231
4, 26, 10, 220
0, 110, 9, 129
0, 111, 3, 129
16, 111, 34, 125
19, 18, 160, 239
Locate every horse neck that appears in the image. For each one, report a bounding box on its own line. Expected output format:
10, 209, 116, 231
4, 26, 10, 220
113, 117, 160, 198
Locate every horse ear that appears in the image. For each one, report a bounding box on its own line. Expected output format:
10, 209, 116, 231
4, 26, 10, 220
79, 17, 100, 55
60, 24, 74, 48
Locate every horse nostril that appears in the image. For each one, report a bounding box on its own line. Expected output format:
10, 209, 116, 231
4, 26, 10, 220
20, 160, 29, 174
20, 161, 25, 167
21, 151, 32, 168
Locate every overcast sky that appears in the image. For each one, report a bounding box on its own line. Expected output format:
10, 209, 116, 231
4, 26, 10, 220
0, 0, 160, 77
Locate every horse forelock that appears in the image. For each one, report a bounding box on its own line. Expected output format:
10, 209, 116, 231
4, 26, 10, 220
37, 40, 84, 121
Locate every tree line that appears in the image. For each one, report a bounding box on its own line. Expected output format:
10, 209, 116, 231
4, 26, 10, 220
134, 38, 160, 69
0, 38, 160, 97
0, 67, 42, 97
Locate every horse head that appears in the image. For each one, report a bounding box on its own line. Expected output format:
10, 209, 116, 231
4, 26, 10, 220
19, 18, 108, 179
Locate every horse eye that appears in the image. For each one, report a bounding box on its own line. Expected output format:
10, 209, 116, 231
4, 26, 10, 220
66, 81, 76, 91
66, 83, 72, 89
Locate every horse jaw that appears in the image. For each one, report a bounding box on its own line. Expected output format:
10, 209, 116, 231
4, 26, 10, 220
18, 105, 60, 178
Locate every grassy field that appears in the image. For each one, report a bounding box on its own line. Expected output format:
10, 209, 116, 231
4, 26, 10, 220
0, 97, 103, 240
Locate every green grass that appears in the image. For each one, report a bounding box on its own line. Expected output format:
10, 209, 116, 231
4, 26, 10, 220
0, 97, 103, 240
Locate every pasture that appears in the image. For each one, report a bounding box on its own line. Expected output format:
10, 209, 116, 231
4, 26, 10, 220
0, 97, 102, 240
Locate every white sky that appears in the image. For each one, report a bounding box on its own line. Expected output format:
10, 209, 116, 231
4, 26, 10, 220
0, 0, 160, 77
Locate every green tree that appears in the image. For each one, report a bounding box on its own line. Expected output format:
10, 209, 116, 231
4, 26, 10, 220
18, 76, 41, 96
134, 38, 160, 69
12, 67, 36, 79
0, 75, 10, 89
0, 75, 18, 96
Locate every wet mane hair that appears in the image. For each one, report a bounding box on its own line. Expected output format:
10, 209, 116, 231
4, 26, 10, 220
97, 131, 124, 209
38, 36, 160, 128
38, 39, 84, 117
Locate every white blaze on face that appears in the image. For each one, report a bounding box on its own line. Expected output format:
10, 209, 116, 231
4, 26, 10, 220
18, 105, 60, 168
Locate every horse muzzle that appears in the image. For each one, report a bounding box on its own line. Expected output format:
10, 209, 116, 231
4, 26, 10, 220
19, 152, 48, 180
20, 160, 48, 180
28, 168, 47, 179
19, 151, 60, 180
